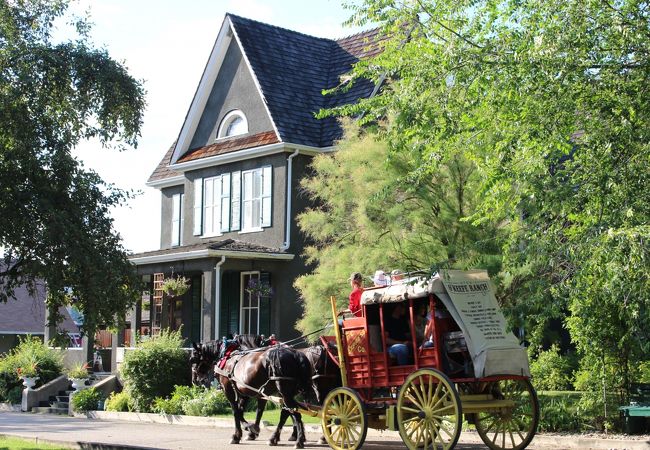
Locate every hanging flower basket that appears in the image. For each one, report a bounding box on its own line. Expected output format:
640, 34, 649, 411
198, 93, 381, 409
246, 278, 274, 299
161, 275, 190, 297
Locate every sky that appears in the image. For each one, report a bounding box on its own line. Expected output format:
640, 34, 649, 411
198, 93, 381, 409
64, 0, 364, 253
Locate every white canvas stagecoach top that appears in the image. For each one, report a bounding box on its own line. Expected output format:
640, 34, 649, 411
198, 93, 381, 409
360, 270, 530, 378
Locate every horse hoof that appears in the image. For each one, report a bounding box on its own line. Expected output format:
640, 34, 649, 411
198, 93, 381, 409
318, 436, 327, 444
268, 438, 278, 446
229, 438, 240, 444
288, 435, 297, 442
249, 424, 260, 435
246, 434, 257, 441
294, 442, 304, 449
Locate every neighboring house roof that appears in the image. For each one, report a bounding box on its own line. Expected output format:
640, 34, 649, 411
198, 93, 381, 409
148, 14, 384, 184
0, 282, 77, 335
129, 239, 294, 265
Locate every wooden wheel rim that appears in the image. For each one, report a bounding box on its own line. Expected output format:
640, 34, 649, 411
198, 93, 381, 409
474, 378, 539, 450
321, 387, 368, 450
397, 369, 462, 450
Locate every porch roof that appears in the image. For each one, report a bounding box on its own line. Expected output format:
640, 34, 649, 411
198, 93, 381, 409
128, 239, 294, 265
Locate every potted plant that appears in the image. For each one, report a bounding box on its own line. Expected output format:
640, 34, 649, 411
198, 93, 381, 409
17, 363, 39, 389
161, 275, 189, 297
67, 362, 90, 391
246, 278, 274, 299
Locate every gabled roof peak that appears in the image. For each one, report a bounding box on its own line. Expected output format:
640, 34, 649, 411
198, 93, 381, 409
226, 13, 334, 43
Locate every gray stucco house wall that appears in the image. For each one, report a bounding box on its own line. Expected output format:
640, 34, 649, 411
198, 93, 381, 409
129, 13, 381, 343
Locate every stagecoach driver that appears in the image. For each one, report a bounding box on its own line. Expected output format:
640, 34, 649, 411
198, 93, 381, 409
385, 302, 411, 365
347, 272, 364, 317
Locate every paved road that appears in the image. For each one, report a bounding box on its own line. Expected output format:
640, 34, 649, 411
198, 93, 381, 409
0, 412, 503, 450
0, 412, 647, 449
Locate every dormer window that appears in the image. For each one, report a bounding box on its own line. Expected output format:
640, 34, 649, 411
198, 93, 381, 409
217, 110, 248, 139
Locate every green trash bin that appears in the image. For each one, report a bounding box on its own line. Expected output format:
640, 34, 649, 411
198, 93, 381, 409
623, 415, 645, 434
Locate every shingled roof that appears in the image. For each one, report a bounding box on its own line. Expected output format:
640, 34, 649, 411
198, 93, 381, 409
129, 239, 290, 262
148, 15, 383, 184
229, 14, 383, 148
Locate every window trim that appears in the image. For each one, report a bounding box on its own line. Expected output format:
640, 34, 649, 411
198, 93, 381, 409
240, 271, 261, 335
202, 175, 224, 238
216, 110, 248, 140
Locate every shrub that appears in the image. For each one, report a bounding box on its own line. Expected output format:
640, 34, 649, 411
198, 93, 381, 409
152, 385, 231, 416
530, 345, 576, 391
638, 361, 650, 383
6, 386, 22, 404
183, 387, 231, 416
119, 329, 190, 412
537, 396, 582, 432
105, 391, 133, 412
0, 336, 63, 395
152, 385, 196, 415
71, 388, 103, 412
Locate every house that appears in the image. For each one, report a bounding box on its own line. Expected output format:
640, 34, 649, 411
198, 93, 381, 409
0, 280, 79, 355
129, 14, 382, 343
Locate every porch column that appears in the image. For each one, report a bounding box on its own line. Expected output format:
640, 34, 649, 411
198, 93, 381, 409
202, 269, 213, 341
110, 331, 118, 373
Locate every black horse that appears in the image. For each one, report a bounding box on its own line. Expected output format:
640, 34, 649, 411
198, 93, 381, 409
219, 343, 313, 448
190, 335, 268, 441
268, 343, 341, 446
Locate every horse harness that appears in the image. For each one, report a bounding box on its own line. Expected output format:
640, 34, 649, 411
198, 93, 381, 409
215, 346, 297, 403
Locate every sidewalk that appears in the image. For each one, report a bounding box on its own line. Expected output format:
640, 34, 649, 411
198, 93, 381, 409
0, 411, 648, 450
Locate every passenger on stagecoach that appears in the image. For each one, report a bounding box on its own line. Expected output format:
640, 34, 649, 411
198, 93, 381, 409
384, 302, 411, 365
373, 270, 388, 287
415, 302, 435, 348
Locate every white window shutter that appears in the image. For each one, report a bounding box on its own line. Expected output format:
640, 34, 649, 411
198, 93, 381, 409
261, 166, 272, 227
220, 173, 231, 232
231, 171, 241, 231
214, 175, 223, 232
171, 193, 181, 246
203, 178, 214, 235
193, 178, 203, 236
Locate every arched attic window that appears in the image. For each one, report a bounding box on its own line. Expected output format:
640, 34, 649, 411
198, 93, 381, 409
217, 110, 248, 139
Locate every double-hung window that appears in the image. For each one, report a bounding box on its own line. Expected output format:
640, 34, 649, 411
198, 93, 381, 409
242, 166, 272, 232
201, 175, 230, 236
193, 166, 271, 236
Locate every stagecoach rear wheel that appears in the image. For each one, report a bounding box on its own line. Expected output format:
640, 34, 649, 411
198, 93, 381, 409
473, 378, 539, 450
321, 387, 368, 450
397, 368, 462, 450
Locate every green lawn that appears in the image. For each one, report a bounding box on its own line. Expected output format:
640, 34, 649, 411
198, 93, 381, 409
215, 408, 321, 425
0, 435, 72, 450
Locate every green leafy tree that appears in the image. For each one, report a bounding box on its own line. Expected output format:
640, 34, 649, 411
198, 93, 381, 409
296, 122, 500, 333
0, 0, 146, 336
334, 0, 650, 406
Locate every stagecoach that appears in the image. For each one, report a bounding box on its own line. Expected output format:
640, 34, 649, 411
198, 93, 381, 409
313, 269, 539, 450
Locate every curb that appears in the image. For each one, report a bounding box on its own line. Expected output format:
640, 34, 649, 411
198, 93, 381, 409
80, 411, 650, 449
0, 433, 152, 450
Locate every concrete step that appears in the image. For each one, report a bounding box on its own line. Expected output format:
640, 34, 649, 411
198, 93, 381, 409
56, 396, 69, 402
53, 401, 69, 409
31, 406, 68, 415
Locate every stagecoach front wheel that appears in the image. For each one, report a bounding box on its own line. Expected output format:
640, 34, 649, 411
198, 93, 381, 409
473, 378, 539, 450
321, 387, 368, 450
397, 368, 462, 450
